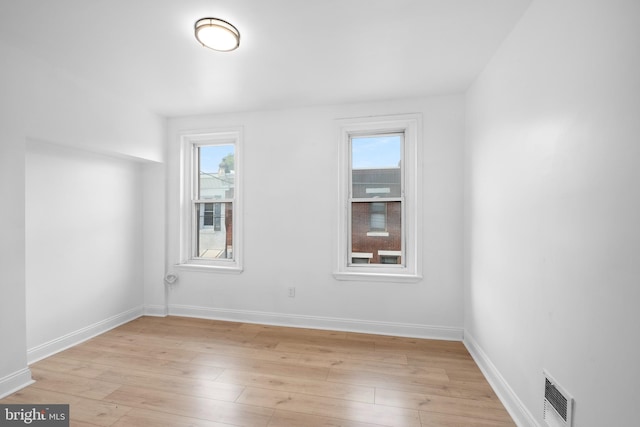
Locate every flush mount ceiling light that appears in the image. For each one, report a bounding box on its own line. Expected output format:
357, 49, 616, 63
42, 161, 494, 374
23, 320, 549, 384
194, 17, 240, 52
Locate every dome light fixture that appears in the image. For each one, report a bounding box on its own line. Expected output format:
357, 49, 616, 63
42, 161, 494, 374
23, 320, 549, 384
194, 17, 240, 52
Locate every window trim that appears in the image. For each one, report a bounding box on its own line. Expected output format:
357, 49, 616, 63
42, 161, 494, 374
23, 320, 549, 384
178, 128, 243, 273
334, 114, 422, 283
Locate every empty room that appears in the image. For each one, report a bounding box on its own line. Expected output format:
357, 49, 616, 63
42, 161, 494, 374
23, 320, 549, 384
1, 1, 638, 426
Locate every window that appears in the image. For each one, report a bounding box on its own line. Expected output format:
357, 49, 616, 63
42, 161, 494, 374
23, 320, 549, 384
351, 252, 373, 264
202, 203, 215, 227
179, 129, 243, 272
335, 114, 422, 282
379, 250, 402, 264
369, 202, 387, 232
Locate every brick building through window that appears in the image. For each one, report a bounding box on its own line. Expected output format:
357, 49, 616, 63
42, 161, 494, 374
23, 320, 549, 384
350, 167, 402, 265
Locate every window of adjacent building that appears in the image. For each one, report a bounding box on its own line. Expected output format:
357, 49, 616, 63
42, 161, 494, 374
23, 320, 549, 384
179, 129, 243, 272
351, 252, 373, 264
335, 115, 422, 282
369, 202, 387, 232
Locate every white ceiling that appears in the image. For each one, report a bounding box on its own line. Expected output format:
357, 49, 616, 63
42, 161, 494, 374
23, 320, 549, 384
0, 0, 531, 117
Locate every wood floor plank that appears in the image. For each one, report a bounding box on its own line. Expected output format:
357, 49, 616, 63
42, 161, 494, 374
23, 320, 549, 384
276, 342, 407, 366
406, 352, 478, 367
111, 407, 234, 427
97, 329, 306, 368
444, 367, 491, 382
0, 316, 514, 426
95, 366, 245, 401
419, 410, 516, 427
2, 386, 84, 405
271, 335, 377, 354
30, 367, 121, 400
190, 352, 330, 381
368, 336, 469, 354
105, 385, 273, 426
327, 358, 449, 380
69, 421, 103, 427
70, 399, 132, 427
215, 369, 375, 403
423, 382, 503, 402
327, 366, 450, 392
131, 322, 281, 350
267, 409, 384, 427
237, 386, 421, 427
375, 387, 512, 422
445, 378, 497, 394
88, 351, 225, 381
79, 336, 198, 363
255, 326, 348, 341
32, 356, 110, 379
54, 347, 106, 362
181, 339, 303, 363
111, 317, 149, 333
140, 315, 244, 332
347, 332, 464, 349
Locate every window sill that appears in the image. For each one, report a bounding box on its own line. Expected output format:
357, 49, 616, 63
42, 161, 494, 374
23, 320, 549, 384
175, 262, 243, 274
333, 271, 422, 283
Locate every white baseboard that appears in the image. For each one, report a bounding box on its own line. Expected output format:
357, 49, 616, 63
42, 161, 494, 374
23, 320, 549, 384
27, 306, 144, 364
463, 332, 539, 427
144, 304, 168, 317
0, 368, 34, 399
168, 304, 464, 341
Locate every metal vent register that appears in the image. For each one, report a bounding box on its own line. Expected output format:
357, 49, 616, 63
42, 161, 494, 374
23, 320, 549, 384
543, 371, 573, 427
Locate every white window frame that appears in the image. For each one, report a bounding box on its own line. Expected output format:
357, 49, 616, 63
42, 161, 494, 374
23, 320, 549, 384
178, 128, 243, 273
334, 114, 422, 283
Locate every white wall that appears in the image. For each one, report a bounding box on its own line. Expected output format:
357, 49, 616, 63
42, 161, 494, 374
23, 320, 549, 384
25, 141, 145, 359
465, 0, 640, 425
0, 39, 164, 396
143, 162, 168, 316
165, 96, 465, 337
0, 127, 30, 396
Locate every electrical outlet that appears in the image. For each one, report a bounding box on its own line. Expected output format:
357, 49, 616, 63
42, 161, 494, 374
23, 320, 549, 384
288, 287, 296, 298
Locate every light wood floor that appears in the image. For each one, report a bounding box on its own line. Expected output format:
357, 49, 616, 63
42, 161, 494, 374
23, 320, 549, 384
1, 316, 514, 426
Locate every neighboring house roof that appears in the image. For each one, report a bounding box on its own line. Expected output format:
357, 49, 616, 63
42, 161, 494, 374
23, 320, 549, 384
200, 172, 235, 198
352, 167, 401, 198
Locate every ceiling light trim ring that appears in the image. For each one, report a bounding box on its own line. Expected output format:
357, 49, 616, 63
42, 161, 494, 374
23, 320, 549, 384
194, 17, 240, 52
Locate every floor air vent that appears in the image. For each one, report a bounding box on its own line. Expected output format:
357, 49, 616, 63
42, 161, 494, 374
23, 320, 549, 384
543, 371, 573, 427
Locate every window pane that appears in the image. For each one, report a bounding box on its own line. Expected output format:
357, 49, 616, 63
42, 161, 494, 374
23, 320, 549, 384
199, 144, 235, 200
352, 135, 402, 198
370, 202, 386, 231
196, 202, 233, 260
351, 201, 402, 265
203, 203, 214, 226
